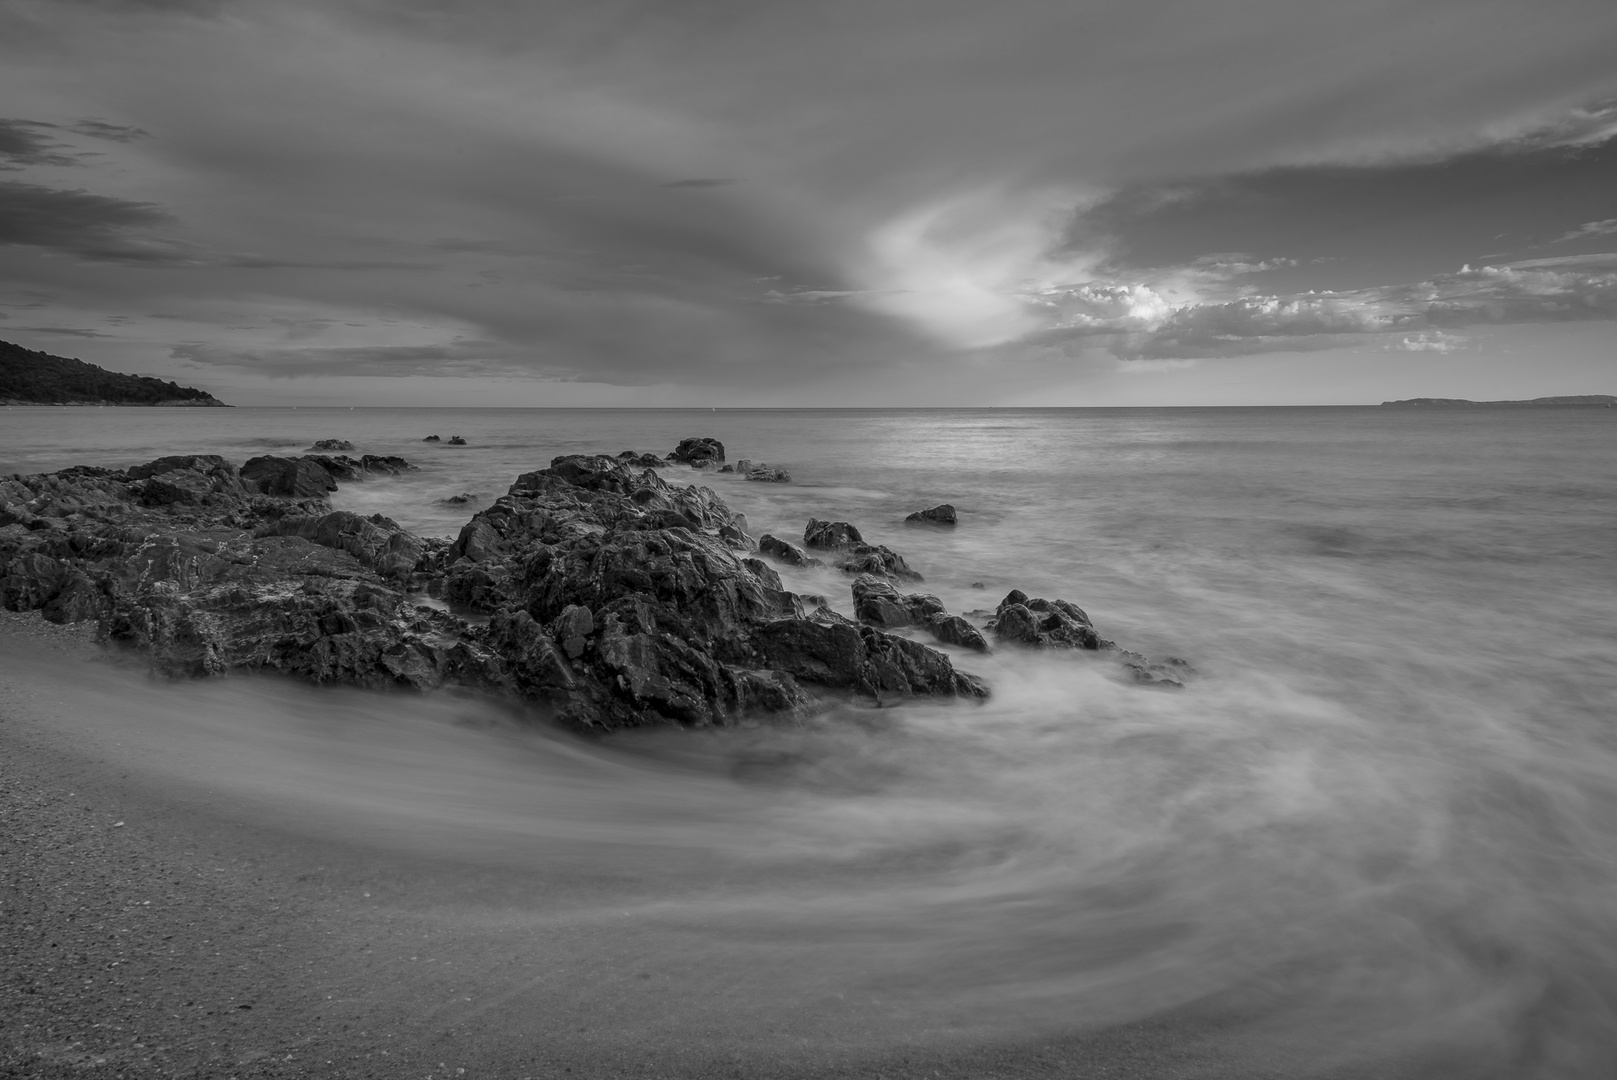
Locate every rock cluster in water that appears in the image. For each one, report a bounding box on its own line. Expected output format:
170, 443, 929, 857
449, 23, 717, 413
0, 439, 996, 731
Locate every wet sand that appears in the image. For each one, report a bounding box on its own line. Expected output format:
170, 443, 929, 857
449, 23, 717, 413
1, 616, 1455, 1080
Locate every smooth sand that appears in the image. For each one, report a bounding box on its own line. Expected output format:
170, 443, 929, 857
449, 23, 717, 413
0, 615, 1325, 1080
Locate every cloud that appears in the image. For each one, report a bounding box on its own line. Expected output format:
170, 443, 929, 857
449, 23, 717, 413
1551, 218, 1617, 245
661, 178, 736, 189
0, 120, 81, 170
170, 340, 529, 379
10, 325, 114, 337
70, 119, 150, 143
1019, 258, 1617, 360
1389, 331, 1466, 353
0, 180, 192, 263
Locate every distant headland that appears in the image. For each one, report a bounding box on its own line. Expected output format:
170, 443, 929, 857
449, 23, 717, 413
1381, 395, 1616, 407
0, 339, 229, 407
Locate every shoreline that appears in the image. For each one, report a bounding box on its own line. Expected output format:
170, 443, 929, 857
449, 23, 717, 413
0, 614, 1296, 1080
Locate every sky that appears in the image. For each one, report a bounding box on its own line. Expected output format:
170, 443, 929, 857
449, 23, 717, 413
1, 0, 1615, 407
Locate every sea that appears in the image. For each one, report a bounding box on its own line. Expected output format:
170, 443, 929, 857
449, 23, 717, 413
3, 404, 1616, 1076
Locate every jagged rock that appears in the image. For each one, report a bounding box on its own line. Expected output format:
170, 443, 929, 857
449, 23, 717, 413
441, 492, 476, 505
745, 464, 791, 483
758, 534, 822, 567
423, 435, 441, 442
850, 575, 988, 652
256, 510, 426, 582
0, 449, 991, 731
718, 465, 734, 473
668, 437, 725, 465
241, 455, 338, 498
801, 519, 920, 580
834, 544, 922, 582
448, 435, 467, 445
309, 439, 355, 452
905, 503, 956, 525
804, 519, 863, 549
616, 451, 665, 469
752, 619, 987, 700
987, 589, 1102, 649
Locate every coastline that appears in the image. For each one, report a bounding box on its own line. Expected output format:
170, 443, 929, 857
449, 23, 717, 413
0, 400, 231, 408
0, 614, 1292, 1080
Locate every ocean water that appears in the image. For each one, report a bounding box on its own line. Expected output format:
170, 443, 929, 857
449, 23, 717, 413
4, 404, 1617, 1075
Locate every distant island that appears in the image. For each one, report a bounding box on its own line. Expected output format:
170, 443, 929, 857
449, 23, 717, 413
1381, 395, 1616, 407
0, 338, 229, 407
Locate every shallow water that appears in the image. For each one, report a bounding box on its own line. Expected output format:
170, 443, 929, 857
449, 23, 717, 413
4, 405, 1617, 1074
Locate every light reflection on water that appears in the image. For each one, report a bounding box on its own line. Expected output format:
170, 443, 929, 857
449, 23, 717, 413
3, 405, 1617, 1074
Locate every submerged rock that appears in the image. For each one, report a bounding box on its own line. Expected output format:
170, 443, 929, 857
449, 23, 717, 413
905, 503, 957, 525
448, 435, 467, 446
423, 435, 441, 442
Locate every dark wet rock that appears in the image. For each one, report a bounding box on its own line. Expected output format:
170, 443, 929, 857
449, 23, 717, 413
441, 492, 476, 505
970, 581, 985, 589
668, 436, 724, 465
241, 455, 338, 498
423, 435, 441, 442
616, 451, 665, 469
745, 464, 791, 483
986, 589, 1102, 649
758, 534, 822, 568
0, 448, 990, 731
905, 503, 957, 525
803, 518, 863, 550
752, 619, 988, 701
834, 543, 922, 582
802, 519, 920, 580
718, 464, 735, 473
850, 575, 988, 652
448, 435, 467, 445
309, 439, 354, 452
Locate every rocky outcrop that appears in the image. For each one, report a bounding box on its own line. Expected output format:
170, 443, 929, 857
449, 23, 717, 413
985, 588, 1192, 687
309, 439, 355, 452
851, 575, 988, 652
802, 519, 921, 581
987, 589, 1102, 649
905, 503, 956, 525
0, 442, 991, 732
423, 435, 441, 442
668, 437, 724, 465
745, 464, 791, 483
448, 436, 467, 445
616, 451, 666, 469
758, 534, 822, 567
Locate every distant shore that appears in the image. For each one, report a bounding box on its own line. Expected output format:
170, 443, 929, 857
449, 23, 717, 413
0, 399, 232, 407
1381, 394, 1616, 407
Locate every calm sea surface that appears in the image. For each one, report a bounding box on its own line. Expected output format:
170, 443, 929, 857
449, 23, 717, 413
4, 405, 1617, 1075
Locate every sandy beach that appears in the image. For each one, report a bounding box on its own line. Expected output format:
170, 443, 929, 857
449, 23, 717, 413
1, 614, 1300, 1080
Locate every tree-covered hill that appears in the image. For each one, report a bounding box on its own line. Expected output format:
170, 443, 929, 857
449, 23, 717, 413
0, 339, 228, 406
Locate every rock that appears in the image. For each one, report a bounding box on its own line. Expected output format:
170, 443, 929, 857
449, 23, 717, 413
745, 464, 791, 483
803, 519, 863, 550
240, 455, 337, 498
423, 435, 441, 442
0, 448, 990, 732
751, 619, 988, 701
309, 439, 355, 452
986, 588, 1102, 649
440, 492, 476, 506
850, 575, 988, 652
834, 544, 922, 582
970, 581, 985, 589
668, 437, 725, 465
758, 534, 822, 567
448, 435, 467, 445
616, 451, 665, 469
905, 503, 957, 525
718, 465, 735, 473
1116, 651, 1194, 689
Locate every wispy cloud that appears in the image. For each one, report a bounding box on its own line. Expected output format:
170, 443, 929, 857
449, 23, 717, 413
1551, 218, 1617, 245
0, 180, 193, 263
